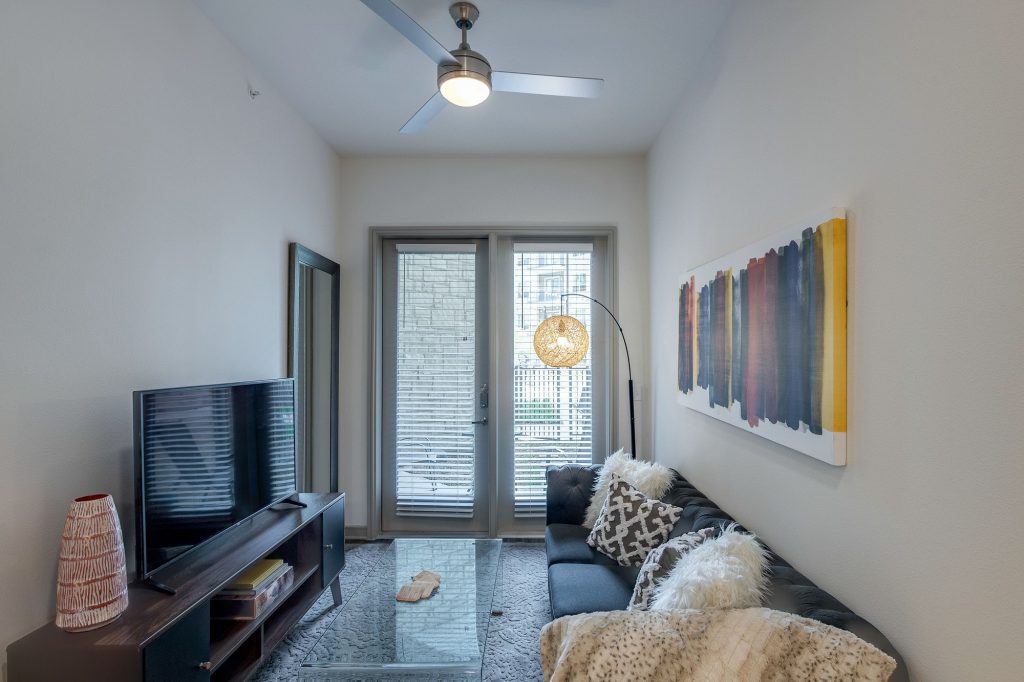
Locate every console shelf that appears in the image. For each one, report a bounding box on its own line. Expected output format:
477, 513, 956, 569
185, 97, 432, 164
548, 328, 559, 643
209, 561, 320, 672
7, 492, 345, 682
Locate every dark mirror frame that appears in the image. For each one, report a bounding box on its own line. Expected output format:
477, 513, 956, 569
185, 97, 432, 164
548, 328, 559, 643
288, 243, 340, 493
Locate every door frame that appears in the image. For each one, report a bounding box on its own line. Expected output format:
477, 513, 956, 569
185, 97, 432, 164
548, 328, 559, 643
368, 226, 618, 539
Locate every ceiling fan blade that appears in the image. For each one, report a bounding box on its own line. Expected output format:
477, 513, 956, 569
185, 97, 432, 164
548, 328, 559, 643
400, 91, 447, 133
491, 72, 604, 98
359, 0, 458, 66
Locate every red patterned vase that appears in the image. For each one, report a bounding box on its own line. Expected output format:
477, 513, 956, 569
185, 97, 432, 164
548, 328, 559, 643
55, 494, 129, 632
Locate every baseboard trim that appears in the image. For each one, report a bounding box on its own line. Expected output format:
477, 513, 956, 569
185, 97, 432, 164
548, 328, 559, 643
499, 536, 544, 542
344, 525, 369, 540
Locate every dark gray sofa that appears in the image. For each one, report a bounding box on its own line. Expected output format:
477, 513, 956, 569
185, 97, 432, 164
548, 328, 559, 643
545, 463, 908, 681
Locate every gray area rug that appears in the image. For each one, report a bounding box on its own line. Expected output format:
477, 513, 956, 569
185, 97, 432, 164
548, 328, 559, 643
251, 542, 549, 682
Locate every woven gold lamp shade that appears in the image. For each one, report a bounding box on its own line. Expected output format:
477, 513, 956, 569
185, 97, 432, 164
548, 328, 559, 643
534, 315, 589, 367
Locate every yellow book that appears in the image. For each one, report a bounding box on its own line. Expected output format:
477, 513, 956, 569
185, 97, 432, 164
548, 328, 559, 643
229, 559, 284, 591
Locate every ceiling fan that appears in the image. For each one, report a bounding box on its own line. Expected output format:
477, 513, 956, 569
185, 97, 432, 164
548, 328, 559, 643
359, 0, 604, 133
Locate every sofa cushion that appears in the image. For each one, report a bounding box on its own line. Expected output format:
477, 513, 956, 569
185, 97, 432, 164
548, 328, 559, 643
548, 563, 638, 619
545, 524, 618, 567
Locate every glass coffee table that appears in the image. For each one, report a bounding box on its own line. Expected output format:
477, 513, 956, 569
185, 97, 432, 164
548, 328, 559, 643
300, 538, 502, 680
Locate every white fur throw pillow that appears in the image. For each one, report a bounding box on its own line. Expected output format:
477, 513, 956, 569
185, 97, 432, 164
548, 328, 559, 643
582, 450, 674, 529
628, 527, 718, 610
649, 524, 769, 611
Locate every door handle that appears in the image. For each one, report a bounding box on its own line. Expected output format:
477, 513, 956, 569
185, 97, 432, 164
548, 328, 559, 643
471, 418, 488, 425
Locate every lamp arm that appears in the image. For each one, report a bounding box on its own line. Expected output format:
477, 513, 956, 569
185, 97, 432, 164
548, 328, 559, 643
561, 293, 637, 458
559, 293, 632, 383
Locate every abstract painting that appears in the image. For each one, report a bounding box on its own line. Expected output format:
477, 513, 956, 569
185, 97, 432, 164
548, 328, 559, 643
678, 211, 847, 465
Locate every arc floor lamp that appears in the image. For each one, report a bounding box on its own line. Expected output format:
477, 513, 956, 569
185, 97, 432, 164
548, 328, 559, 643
533, 294, 636, 459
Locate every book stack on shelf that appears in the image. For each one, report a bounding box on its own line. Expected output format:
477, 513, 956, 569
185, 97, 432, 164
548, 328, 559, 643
213, 559, 294, 621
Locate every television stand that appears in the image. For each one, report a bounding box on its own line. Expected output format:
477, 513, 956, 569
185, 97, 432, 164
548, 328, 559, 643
274, 496, 308, 509
142, 577, 178, 595
8, 492, 345, 682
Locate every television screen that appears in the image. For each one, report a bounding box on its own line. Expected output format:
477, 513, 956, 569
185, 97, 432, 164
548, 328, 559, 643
134, 379, 297, 579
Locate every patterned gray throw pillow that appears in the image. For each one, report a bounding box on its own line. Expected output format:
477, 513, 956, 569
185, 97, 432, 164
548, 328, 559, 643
586, 474, 683, 567
628, 527, 719, 610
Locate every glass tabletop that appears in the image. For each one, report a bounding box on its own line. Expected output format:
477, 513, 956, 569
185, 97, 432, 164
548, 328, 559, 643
300, 538, 502, 680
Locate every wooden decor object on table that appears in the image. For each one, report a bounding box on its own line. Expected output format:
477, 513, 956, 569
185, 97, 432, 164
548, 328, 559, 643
396, 570, 441, 602
55, 493, 129, 632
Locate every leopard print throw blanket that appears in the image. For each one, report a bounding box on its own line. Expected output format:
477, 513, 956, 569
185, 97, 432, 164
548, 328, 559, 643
540, 608, 896, 682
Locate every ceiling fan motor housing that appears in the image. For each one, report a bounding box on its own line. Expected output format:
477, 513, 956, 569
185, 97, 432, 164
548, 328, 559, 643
438, 47, 491, 91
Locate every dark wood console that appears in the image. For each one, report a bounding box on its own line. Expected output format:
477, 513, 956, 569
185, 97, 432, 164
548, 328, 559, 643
7, 492, 345, 682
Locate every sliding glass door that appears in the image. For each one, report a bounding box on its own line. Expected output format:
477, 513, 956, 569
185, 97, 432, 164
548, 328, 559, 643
378, 234, 609, 536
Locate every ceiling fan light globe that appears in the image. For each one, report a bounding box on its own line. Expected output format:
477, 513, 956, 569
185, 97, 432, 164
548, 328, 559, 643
439, 73, 491, 107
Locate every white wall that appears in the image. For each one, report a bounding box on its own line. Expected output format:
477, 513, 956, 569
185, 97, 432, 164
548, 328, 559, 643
647, 1, 1024, 680
0, 0, 344, 673
335, 156, 649, 530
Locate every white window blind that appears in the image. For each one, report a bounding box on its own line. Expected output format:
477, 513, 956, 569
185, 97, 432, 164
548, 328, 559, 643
395, 249, 477, 517
513, 247, 593, 516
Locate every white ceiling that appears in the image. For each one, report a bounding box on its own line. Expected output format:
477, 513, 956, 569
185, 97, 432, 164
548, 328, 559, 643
196, 0, 734, 156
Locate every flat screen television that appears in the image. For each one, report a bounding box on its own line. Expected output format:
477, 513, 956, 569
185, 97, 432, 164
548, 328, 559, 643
133, 378, 297, 580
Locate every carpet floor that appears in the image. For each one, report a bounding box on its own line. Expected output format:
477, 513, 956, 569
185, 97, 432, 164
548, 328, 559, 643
251, 541, 549, 682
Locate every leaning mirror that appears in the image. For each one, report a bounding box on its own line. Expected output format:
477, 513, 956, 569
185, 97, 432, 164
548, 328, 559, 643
288, 243, 340, 493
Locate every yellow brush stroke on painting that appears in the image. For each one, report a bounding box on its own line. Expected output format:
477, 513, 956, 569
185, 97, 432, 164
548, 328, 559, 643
724, 268, 733, 406
820, 218, 847, 433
